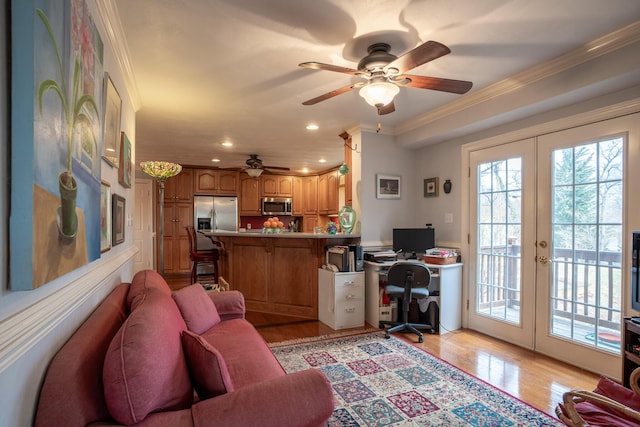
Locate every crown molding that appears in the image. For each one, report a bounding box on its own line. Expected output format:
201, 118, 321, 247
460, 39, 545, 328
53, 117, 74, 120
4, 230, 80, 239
95, 0, 141, 111
396, 21, 640, 135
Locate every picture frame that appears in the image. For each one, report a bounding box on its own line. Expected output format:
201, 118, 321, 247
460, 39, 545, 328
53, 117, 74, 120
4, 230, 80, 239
424, 177, 439, 197
376, 174, 401, 199
112, 193, 125, 246
102, 72, 122, 167
118, 132, 132, 188
100, 181, 111, 253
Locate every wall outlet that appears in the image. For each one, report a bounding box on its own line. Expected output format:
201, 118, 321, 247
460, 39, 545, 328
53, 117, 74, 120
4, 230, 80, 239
445, 213, 454, 224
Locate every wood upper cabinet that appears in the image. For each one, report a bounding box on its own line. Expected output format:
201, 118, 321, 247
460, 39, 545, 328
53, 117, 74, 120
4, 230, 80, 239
239, 175, 261, 215
164, 167, 193, 202
292, 176, 303, 215
194, 169, 239, 195
261, 175, 293, 197
318, 170, 338, 215
303, 175, 318, 215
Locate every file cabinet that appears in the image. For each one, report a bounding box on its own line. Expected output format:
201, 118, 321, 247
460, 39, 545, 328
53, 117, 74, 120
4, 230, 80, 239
318, 269, 365, 330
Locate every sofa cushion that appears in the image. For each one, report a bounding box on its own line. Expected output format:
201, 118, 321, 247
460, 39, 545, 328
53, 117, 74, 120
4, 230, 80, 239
181, 330, 234, 399
172, 284, 221, 334
103, 288, 192, 425
201, 318, 285, 389
127, 269, 172, 311
35, 283, 130, 427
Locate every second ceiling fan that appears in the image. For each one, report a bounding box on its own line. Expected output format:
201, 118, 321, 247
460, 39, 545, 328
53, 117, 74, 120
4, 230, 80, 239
299, 40, 473, 115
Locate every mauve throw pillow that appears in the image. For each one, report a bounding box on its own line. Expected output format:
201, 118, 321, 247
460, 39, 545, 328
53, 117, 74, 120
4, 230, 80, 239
181, 330, 234, 399
172, 285, 221, 334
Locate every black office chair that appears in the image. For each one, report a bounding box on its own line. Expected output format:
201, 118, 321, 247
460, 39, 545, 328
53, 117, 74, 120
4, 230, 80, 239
383, 261, 434, 343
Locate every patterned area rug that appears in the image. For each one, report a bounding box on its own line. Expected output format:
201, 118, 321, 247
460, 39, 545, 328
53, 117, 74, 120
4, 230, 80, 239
269, 331, 563, 427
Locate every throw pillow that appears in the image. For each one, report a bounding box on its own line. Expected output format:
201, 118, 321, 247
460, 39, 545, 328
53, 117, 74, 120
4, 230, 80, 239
172, 284, 221, 334
181, 330, 234, 399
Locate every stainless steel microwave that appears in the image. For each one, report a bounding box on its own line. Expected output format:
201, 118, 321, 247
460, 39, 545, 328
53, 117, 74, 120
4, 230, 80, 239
262, 197, 292, 215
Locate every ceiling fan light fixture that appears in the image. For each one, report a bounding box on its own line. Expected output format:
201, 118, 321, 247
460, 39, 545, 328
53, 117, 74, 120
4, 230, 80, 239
245, 167, 263, 178
359, 81, 399, 108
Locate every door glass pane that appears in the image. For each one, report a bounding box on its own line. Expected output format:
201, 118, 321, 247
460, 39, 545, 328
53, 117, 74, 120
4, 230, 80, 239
550, 138, 623, 353
476, 157, 522, 325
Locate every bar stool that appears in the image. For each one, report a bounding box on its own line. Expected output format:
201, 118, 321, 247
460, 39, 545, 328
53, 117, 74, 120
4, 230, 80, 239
185, 226, 220, 284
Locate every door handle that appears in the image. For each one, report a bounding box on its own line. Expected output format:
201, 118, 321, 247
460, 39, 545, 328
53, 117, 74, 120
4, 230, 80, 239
536, 255, 551, 265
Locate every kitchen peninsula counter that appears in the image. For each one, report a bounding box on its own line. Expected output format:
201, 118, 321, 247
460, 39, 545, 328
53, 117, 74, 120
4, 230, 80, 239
202, 230, 360, 318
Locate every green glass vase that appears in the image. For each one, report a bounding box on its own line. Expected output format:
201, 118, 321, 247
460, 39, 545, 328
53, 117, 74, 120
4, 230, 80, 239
338, 205, 356, 234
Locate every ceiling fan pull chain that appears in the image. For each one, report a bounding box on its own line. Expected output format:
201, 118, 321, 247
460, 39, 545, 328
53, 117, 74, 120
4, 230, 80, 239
377, 122, 381, 133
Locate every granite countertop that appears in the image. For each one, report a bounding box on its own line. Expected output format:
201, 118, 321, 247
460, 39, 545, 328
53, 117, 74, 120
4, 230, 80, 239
201, 230, 360, 239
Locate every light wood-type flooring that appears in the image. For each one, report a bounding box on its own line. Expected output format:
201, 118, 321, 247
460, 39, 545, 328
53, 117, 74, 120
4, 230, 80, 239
166, 274, 601, 417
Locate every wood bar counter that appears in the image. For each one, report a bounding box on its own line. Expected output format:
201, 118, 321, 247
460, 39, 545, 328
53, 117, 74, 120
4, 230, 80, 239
202, 231, 360, 319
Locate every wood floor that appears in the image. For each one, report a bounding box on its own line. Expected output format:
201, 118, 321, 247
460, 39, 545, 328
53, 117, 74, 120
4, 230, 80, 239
167, 274, 601, 418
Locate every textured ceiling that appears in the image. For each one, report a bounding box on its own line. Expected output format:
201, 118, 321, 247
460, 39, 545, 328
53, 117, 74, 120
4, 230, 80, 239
114, 0, 640, 174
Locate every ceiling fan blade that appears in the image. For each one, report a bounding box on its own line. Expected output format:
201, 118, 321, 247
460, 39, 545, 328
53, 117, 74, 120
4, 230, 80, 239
398, 75, 473, 94
302, 83, 359, 105
377, 101, 395, 115
264, 165, 291, 171
299, 62, 361, 76
385, 41, 451, 74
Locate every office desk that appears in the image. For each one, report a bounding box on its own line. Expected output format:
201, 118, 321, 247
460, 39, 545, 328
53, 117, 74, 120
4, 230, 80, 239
364, 260, 462, 334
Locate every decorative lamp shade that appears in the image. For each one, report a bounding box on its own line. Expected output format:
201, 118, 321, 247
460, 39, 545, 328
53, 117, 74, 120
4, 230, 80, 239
140, 161, 182, 181
359, 81, 400, 107
245, 168, 263, 178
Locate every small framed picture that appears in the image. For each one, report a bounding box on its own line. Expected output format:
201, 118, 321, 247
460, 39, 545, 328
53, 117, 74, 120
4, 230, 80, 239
102, 73, 122, 167
112, 193, 125, 246
376, 174, 401, 199
100, 181, 111, 253
118, 132, 132, 188
424, 177, 439, 197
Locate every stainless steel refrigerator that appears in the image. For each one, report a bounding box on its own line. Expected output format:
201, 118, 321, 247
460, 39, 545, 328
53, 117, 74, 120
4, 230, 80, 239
193, 196, 238, 250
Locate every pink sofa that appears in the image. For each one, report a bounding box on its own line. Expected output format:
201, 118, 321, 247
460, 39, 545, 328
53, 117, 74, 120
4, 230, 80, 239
35, 270, 334, 426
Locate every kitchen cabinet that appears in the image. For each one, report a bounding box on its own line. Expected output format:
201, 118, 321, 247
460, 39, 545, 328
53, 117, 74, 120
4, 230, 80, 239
194, 169, 238, 195
318, 170, 338, 215
292, 176, 303, 215
158, 168, 194, 274
293, 175, 318, 217
163, 167, 193, 203
318, 269, 365, 330
261, 175, 293, 197
239, 175, 261, 215
303, 176, 318, 215
158, 201, 193, 274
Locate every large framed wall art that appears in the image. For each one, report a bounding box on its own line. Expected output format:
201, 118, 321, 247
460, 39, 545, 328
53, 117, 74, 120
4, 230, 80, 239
10, 0, 105, 289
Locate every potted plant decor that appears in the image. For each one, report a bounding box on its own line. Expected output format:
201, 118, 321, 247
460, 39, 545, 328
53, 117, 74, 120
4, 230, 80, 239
36, 8, 100, 240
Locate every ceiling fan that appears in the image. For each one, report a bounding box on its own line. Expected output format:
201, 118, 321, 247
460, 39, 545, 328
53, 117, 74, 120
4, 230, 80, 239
244, 154, 290, 177
299, 41, 473, 115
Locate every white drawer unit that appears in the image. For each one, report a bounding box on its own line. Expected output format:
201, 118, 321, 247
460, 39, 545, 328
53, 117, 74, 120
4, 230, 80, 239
318, 269, 365, 330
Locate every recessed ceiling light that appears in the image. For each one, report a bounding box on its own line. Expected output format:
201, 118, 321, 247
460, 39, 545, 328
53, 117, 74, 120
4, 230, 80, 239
301, 168, 309, 173
221, 141, 233, 147
319, 159, 327, 163
306, 124, 319, 130
211, 158, 220, 163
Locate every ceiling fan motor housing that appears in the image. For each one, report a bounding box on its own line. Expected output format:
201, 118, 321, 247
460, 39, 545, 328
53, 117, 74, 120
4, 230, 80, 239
358, 43, 397, 72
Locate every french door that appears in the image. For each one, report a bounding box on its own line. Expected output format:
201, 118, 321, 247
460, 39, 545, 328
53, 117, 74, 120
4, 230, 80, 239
468, 113, 639, 379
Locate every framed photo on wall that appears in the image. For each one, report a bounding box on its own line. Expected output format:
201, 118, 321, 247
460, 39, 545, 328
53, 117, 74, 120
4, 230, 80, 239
100, 180, 111, 253
102, 72, 122, 167
424, 177, 439, 197
118, 132, 132, 188
376, 174, 401, 199
112, 193, 125, 246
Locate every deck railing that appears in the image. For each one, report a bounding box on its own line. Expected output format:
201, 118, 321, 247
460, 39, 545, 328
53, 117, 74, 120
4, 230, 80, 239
477, 245, 621, 330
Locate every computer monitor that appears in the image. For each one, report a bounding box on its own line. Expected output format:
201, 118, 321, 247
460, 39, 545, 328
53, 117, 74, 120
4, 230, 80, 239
392, 228, 435, 259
